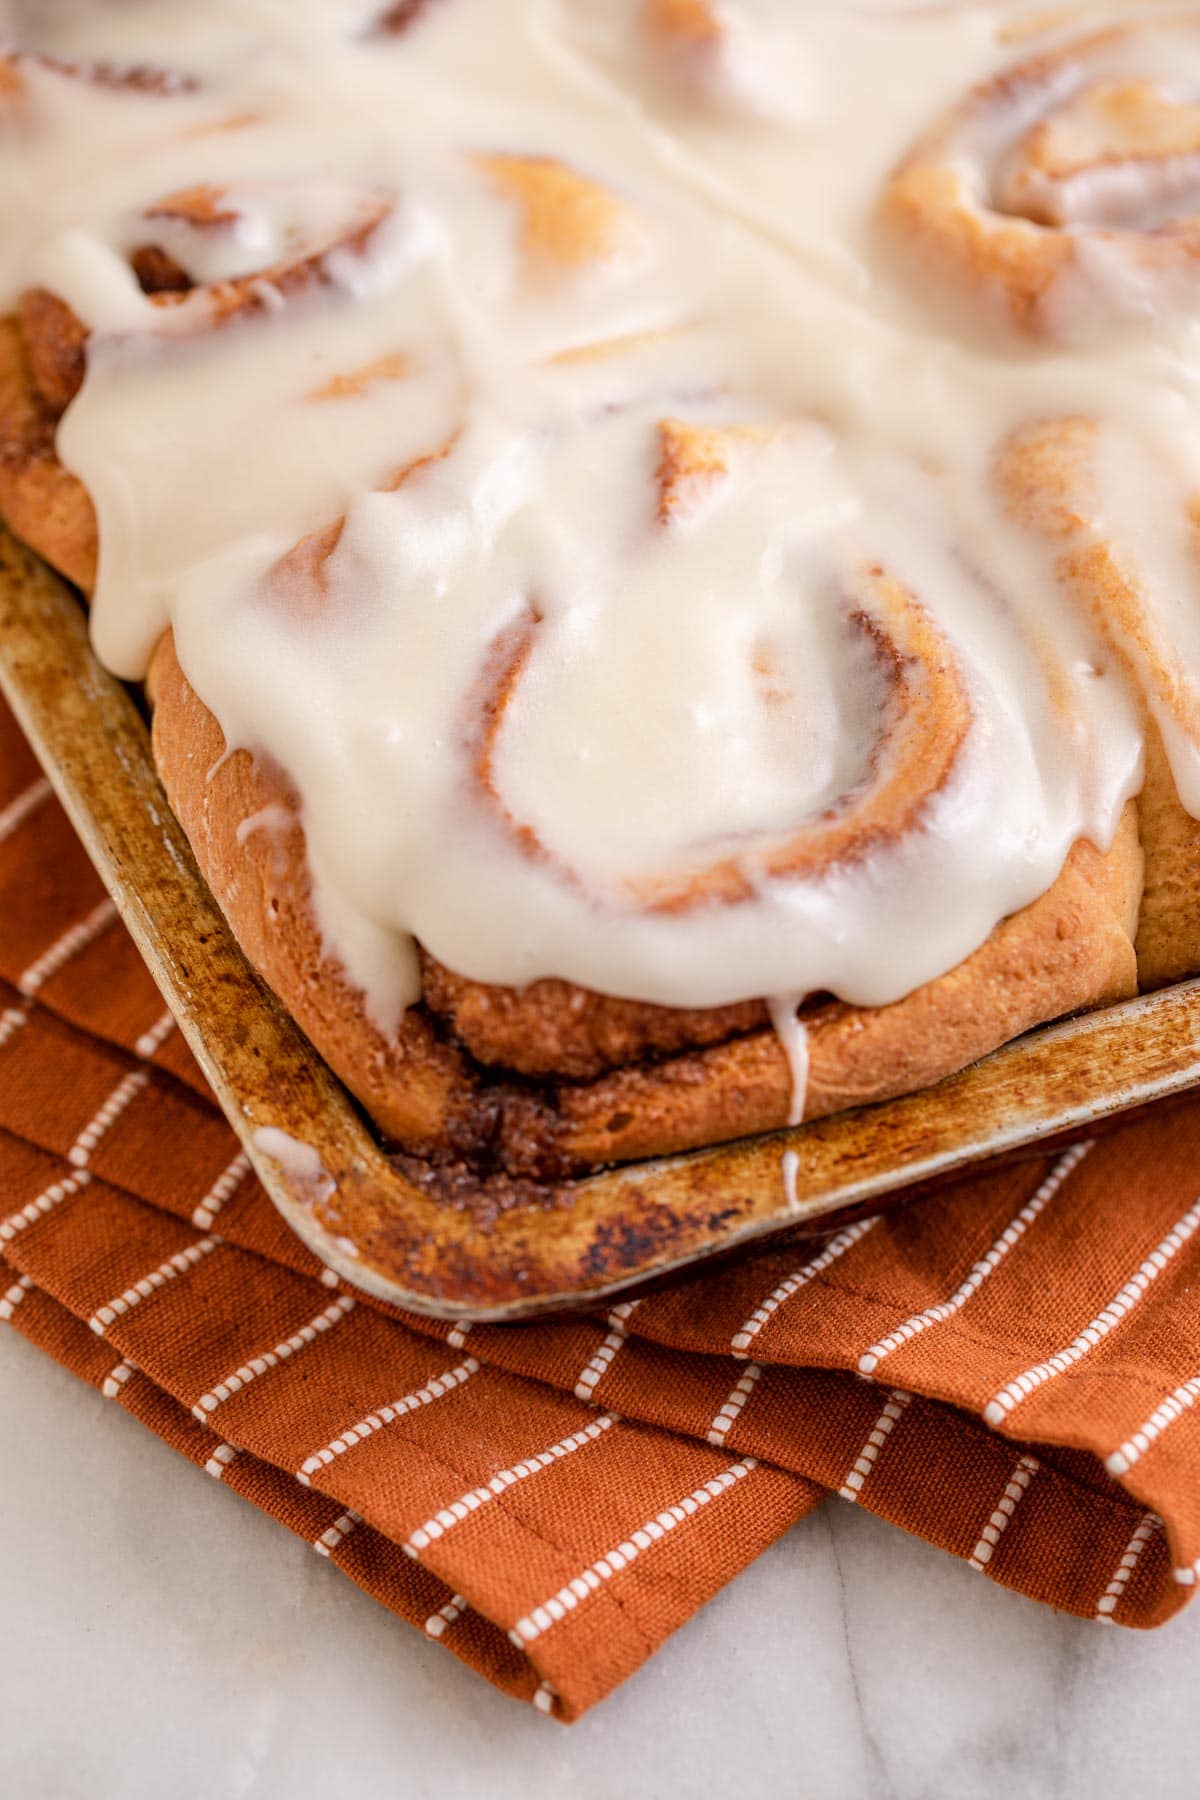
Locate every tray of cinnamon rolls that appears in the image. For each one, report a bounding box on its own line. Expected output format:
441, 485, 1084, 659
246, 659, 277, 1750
4, 0, 1200, 1319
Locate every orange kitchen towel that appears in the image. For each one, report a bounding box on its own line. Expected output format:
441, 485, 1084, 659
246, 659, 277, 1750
2, 694, 1199, 1721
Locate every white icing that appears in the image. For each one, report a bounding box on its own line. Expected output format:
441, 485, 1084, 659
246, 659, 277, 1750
251, 1126, 337, 1204
781, 1148, 801, 1213
235, 804, 293, 846
2, 1, 1196, 1029
1090, 418, 1200, 814
767, 993, 810, 1128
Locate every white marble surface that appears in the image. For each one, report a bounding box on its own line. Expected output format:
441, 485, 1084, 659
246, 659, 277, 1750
2, 1328, 1198, 1800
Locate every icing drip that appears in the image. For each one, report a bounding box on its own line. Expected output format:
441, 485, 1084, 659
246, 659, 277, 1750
768, 992, 810, 1128
781, 1148, 801, 1214
251, 1126, 337, 1206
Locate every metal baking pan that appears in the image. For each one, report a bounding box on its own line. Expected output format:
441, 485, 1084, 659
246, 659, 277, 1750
4, 523, 1200, 1321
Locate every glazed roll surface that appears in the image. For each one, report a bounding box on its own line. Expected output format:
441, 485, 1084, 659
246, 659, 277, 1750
1, 2, 1197, 1178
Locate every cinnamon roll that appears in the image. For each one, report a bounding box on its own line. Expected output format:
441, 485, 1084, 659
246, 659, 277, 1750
883, 17, 1200, 339
0, 171, 399, 611
997, 415, 1200, 987
139, 396, 1142, 1175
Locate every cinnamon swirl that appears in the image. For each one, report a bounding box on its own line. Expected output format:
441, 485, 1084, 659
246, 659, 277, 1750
883, 16, 1200, 339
